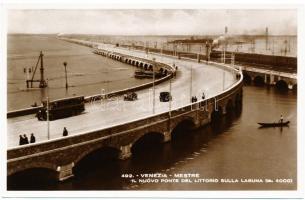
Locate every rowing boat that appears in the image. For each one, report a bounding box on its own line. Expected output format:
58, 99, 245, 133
258, 121, 290, 127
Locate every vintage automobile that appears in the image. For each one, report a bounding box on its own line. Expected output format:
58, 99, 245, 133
159, 91, 172, 102
124, 92, 138, 101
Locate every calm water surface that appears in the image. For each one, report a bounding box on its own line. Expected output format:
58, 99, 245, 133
8, 86, 297, 190
7, 35, 150, 111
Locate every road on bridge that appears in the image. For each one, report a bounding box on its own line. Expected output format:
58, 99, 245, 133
7, 46, 237, 148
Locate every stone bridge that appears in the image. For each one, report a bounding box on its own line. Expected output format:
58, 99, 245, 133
7, 73, 243, 182
241, 66, 297, 90
93, 49, 173, 75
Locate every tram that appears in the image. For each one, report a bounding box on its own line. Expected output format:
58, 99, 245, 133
36, 96, 85, 121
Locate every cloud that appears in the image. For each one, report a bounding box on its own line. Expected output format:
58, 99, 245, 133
8, 9, 297, 35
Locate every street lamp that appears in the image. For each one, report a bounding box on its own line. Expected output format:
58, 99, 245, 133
169, 78, 172, 118
190, 65, 193, 110
47, 96, 50, 140
63, 62, 68, 89
152, 58, 156, 114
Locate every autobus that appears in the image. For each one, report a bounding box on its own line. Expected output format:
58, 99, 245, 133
36, 96, 85, 121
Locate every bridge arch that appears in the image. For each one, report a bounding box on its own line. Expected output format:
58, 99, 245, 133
253, 75, 265, 86
226, 99, 234, 114
211, 105, 223, 124
144, 63, 148, 70
235, 93, 242, 107
139, 62, 143, 68
275, 80, 288, 91
7, 166, 59, 189
73, 144, 120, 168
148, 65, 153, 71
171, 117, 196, 140
8, 161, 57, 177
132, 60, 136, 66
243, 72, 252, 85
131, 132, 165, 155
136, 61, 139, 67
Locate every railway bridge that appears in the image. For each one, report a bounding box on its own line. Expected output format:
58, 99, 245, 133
241, 66, 297, 90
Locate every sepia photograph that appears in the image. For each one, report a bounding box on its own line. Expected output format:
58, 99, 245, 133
1, 1, 304, 198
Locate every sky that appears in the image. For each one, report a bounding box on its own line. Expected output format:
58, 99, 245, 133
7, 9, 297, 35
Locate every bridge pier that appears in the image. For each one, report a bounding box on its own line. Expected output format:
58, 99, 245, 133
119, 144, 132, 160
57, 162, 74, 181
221, 106, 227, 115
270, 74, 275, 85
163, 131, 171, 143
198, 110, 211, 127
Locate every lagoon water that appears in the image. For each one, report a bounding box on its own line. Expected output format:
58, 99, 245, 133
7, 34, 151, 111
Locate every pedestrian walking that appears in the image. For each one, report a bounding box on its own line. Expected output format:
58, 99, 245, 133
30, 133, 36, 143
19, 135, 24, 145
63, 127, 68, 136
23, 134, 29, 144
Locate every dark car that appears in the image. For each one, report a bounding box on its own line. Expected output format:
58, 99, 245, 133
159, 92, 172, 102
124, 92, 138, 101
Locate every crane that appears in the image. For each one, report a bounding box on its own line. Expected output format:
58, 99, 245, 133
26, 51, 48, 88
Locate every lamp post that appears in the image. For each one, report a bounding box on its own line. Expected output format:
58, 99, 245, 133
169, 78, 172, 118
47, 96, 50, 140
190, 65, 193, 100
63, 62, 68, 89
223, 70, 226, 91
152, 58, 156, 114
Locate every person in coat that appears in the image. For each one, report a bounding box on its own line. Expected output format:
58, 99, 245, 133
63, 127, 68, 136
30, 133, 36, 143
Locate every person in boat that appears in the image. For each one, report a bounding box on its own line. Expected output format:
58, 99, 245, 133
30, 133, 36, 143
279, 115, 284, 124
63, 127, 68, 137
